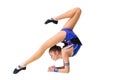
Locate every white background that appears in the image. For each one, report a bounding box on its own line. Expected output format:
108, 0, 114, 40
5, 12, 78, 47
0, 0, 120, 80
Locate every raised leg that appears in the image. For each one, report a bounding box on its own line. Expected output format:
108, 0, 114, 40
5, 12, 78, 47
54, 7, 82, 30
22, 31, 66, 66
13, 31, 66, 74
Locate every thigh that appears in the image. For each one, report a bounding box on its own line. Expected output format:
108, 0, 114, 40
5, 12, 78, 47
63, 11, 80, 30
41, 31, 66, 50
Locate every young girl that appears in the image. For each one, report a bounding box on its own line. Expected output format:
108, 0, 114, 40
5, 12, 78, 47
13, 7, 82, 74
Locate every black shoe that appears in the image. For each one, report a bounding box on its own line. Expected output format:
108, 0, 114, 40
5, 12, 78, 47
13, 65, 26, 74
44, 18, 58, 24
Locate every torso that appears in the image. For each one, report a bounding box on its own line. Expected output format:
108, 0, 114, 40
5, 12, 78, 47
61, 28, 82, 56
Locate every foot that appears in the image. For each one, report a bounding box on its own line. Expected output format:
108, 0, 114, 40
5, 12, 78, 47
13, 65, 26, 74
44, 18, 58, 24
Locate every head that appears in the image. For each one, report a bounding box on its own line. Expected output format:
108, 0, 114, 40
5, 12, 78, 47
49, 45, 62, 61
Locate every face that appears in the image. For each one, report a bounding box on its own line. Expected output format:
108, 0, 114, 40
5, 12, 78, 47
49, 51, 59, 61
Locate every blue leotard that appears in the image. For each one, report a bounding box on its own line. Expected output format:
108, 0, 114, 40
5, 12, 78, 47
61, 28, 82, 56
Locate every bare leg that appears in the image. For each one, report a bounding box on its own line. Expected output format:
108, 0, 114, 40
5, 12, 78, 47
54, 7, 81, 30
22, 31, 66, 67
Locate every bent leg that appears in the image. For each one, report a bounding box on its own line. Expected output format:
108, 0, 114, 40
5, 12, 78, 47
22, 31, 66, 66
54, 7, 82, 30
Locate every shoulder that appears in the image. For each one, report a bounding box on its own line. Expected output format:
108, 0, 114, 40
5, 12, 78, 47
61, 46, 73, 57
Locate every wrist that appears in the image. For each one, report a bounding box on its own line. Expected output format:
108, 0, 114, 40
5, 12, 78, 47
54, 68, 59, 72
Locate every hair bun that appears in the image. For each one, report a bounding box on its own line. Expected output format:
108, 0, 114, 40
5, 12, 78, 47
49, 45, 61, 52
53, 45, 57, 47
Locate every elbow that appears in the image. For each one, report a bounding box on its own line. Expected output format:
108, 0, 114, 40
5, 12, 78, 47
64, 69, 70, 73
65, 71, 70, 73
59, 67, 70, 73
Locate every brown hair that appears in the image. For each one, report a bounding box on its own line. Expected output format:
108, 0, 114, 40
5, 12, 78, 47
49, 45, 61, 53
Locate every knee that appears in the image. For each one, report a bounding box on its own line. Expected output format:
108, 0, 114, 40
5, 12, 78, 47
40, 43, 48, 51
75, 7, 82, 13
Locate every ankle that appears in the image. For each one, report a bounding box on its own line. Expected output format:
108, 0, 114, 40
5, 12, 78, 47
20, 63, 26, 67
52, 18, 58, 21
